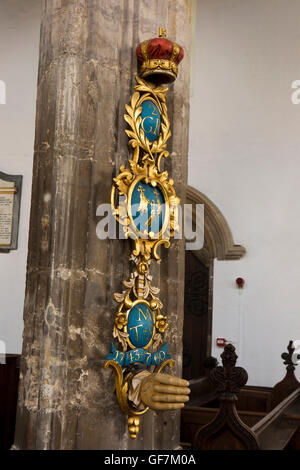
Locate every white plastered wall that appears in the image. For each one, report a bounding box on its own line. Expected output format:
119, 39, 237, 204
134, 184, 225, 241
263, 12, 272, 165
0, 0, 41, 353
189, 0, 300, 386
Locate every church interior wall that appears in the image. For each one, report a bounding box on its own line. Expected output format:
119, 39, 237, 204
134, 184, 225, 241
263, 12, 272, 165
0, 0, 41, 353
188, 0, 300, 386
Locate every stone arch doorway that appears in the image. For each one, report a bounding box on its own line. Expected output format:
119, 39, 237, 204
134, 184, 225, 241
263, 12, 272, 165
182, 186, 246, 380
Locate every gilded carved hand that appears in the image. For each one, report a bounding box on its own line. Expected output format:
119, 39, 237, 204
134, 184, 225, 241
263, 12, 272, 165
139, 373, 190, 411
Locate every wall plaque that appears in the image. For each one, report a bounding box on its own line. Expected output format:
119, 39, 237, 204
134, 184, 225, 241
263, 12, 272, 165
0, 171, 22, 253
104, 28, 190, 440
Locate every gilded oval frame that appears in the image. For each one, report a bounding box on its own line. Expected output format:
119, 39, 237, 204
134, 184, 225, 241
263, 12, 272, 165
127, 174, 170, 240
124, 299, 157, 350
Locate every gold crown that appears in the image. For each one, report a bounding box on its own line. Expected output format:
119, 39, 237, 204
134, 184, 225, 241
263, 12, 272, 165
136, 28, 184, 84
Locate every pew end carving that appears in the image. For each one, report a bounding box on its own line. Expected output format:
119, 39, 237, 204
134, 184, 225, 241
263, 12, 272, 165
191, 344, 259, 450
185, 340, 300, 450
270, 340, 300, 409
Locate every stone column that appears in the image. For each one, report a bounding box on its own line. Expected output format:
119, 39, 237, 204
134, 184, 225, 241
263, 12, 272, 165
14, 0, 192, 450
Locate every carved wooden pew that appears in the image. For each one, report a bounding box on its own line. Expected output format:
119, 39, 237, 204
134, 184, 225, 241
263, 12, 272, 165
252, 388, 300, 450
254, 341, 300, 449
187, 356, 219, 407
191, 344, 260, 450
270, 340, 300, 409
188, 342, 300, 450
0, 354, 20, 449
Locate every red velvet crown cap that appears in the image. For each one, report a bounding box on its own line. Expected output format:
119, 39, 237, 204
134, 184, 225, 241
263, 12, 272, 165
136, 28, 184, 84
136, 38, 184, 65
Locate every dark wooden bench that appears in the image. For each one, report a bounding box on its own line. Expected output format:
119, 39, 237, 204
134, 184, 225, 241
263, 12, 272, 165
181, 341, 300, 450
0, 354, 20, 449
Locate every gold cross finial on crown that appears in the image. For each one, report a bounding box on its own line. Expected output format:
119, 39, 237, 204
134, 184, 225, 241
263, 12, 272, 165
158, 27, 167, 38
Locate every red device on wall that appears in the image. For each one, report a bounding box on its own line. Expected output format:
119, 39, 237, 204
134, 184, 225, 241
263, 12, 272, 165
216, 338, 227, 347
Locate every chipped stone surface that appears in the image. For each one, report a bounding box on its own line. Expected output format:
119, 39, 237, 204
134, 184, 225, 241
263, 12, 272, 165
14, 0, 192, 450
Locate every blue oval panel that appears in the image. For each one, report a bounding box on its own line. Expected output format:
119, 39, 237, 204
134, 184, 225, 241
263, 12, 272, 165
127, 302, 154, 348
140, 100, 161, 142
131, 181, 166, 236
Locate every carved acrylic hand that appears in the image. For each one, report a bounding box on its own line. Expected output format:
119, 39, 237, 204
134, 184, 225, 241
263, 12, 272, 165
139, 373, 190, 411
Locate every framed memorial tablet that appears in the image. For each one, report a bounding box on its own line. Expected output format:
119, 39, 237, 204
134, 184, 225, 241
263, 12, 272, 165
0, 171, 22, 253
